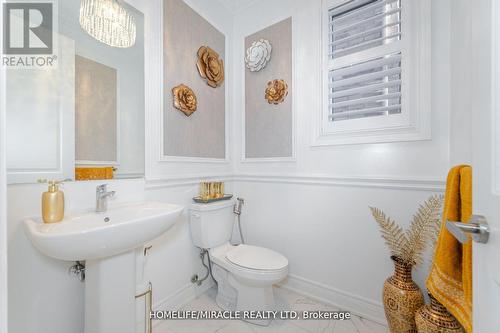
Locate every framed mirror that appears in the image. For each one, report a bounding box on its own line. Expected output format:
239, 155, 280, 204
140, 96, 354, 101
5, 0, 145, 184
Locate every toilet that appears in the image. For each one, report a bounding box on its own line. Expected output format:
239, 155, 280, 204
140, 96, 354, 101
189, 200, 288, 325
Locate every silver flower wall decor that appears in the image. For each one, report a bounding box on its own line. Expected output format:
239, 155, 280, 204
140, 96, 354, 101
245, 39, 272, 72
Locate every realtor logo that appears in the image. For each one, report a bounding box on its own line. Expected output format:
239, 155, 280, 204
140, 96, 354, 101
2, 1, 57, 68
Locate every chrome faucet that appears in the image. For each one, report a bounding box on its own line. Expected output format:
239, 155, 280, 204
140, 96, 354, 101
96, 184, 115, 213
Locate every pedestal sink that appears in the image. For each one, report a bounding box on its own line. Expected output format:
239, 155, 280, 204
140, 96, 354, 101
24, 201, 184, 333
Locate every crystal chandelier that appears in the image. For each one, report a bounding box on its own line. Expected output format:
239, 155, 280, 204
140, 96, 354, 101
79, 0, 136, 48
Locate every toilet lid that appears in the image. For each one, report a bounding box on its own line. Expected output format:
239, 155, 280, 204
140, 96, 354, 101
225, 245, 288, 270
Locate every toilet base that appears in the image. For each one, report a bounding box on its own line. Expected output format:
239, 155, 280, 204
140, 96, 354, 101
211, 262, 275, 326
212, 264, 237, 311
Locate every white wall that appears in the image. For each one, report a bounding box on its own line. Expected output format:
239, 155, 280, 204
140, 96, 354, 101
7, 178, 233, 333
6, 1, 234, 333
232, 0, 450, 179
230, 0, 454, 323
0, 2, 9, 331
6, 0, 474, 331
6, 35, 76, 184
7, 180, 142, 333
449, 0, 473, 166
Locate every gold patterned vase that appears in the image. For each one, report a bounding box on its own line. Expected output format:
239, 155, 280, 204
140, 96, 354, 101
415, 294, 464, 333
383, 256, 424, 333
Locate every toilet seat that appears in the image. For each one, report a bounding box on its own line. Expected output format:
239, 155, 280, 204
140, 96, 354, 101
226, 245, 288, 271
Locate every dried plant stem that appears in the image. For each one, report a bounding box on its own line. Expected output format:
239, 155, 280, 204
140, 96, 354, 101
370, 195, 444, 266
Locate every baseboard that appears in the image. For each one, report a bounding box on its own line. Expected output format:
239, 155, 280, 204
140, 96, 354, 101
151, 279, 215, 327
148, 274, 386, 326
278, 274, 387, 325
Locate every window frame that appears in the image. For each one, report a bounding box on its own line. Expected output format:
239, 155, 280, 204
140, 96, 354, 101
313, 0, 431, 146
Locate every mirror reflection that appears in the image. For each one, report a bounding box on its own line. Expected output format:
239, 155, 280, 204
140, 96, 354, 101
6, 0, 145, 184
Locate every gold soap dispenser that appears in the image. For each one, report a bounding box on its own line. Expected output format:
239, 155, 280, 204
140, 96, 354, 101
39, 179, 68, 223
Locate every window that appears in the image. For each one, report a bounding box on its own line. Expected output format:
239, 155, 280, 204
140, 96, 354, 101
316, 0, 431, 146
329, 0, 402, 122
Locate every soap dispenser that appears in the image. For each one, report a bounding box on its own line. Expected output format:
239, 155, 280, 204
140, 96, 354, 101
39, 179, 68, 223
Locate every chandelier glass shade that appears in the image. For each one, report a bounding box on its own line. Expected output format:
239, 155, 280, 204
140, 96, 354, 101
79, 0, 136, 48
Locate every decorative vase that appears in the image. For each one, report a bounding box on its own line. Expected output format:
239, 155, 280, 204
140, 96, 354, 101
383, 256, 424, 333
415, 294, 464, 333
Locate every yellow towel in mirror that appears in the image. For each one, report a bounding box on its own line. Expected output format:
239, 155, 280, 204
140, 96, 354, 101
75, 167, 114, 181
427, 165, 472, 332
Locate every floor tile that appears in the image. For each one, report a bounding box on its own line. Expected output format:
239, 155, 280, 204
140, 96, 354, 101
274, 322, 312, 333
274, 287, 332, 312
351, 316, 389, 333
242, 319, 285, 333
248, 320, 311, 333
274, 287, 342, 333
155, 285, 389, 333
160, 322, 226, 333
333, 319, 360, 333
154, 321, 177, 333
155, 316, 227, 333
182, 292, 221, 312
215, 321, 256, 333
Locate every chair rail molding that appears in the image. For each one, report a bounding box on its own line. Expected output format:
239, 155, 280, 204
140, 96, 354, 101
233, 173, 446, 191
145, 173, 234, 189
143, 171, 445, 191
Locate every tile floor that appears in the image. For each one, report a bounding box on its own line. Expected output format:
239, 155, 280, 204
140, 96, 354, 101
155, 287, 389, 333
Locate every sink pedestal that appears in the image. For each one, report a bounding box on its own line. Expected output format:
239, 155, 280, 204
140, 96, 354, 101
85, 249, 137, 333
23, 202, 184, 333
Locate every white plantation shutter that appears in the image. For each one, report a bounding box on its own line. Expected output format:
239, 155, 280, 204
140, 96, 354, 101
328, 0, 402, 122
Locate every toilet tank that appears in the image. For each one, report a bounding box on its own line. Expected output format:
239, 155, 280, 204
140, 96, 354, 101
189, 200, 235, 249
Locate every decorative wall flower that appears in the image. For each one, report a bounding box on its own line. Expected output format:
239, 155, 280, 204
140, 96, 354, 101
196, 46, 224, 88
265, 79, 288, 105
245, 39, 272, 72
172, 84, 197, 116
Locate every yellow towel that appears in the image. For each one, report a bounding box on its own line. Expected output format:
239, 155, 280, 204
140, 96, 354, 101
75, 167, 114, 181
427, 165, 472, 332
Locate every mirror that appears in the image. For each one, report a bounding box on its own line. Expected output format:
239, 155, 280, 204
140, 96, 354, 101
6, 0, 145, 184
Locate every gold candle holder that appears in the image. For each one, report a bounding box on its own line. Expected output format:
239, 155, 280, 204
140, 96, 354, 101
199, 181, 225, 200
215, 182, 224, 198
210, 182, 217, 199
200, 182, 210, 200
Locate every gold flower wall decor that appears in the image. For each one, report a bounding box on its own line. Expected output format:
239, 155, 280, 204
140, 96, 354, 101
265, 79, 288, 105
196, 46, 224, 88
172, 84, 197, 116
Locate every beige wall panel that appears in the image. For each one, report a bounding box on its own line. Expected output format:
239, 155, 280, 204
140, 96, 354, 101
163, 0, 226, 158
75, 55, 117, 162
245, 17, 293, 159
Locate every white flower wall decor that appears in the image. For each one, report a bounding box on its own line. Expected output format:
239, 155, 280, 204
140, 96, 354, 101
245, 39, 272, 72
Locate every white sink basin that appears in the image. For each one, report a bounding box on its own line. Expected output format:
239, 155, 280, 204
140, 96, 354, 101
24, 201, 184, 261
24, 200, 183, 333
